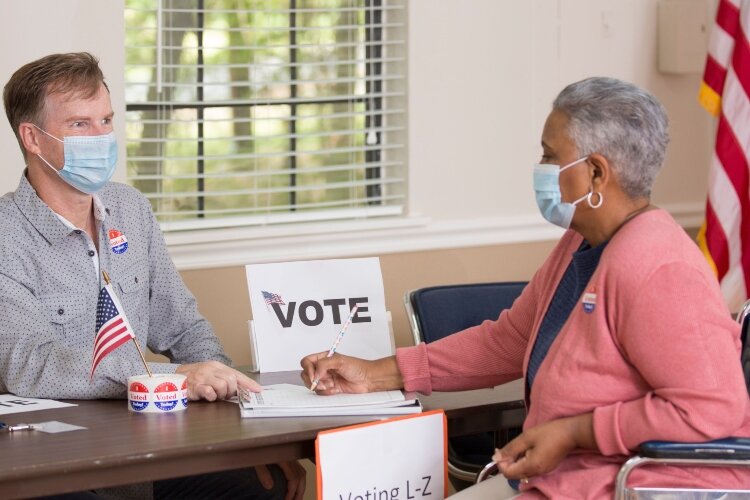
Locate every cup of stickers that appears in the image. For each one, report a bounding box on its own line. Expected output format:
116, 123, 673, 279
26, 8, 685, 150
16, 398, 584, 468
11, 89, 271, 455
127, 374, 188, 413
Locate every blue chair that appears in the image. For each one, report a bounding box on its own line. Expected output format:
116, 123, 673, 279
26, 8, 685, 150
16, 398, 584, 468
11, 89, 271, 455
477, 300, 750, 496
404, 281, 527, 491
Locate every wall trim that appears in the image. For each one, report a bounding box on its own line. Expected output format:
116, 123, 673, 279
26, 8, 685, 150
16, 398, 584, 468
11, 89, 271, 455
167, 202, 706, 271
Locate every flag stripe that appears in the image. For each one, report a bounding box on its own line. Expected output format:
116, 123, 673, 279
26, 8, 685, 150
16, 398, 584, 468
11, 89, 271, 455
715, 115, 750, 243
731, 20, 750, 99
704, 199, 731, 278
91, 335, 132, 376
710, 20, 737, 67
703, 55, 728, 102
715, 113, 750, 298
717, 0, 741, 35
708, 150, 743, 278
95, 317, 125, 341
93, 330, 131, 365
93, 324, 130, 360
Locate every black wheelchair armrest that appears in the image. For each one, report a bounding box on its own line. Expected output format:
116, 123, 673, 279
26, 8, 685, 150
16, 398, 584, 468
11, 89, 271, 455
638, 437, 750, 460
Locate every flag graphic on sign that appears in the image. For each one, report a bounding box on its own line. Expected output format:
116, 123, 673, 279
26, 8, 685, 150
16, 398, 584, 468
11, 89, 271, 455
262, 290, 286, 307
697, 0, 750, 311
91, 283, 136, 379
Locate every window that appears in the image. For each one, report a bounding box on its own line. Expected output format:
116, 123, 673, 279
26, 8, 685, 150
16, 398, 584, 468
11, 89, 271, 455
124, 0, 406, 232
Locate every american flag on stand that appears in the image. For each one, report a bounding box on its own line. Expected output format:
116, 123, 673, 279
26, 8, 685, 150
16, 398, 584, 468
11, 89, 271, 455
262, 290, 285, 307
697, 0, 750, 311
91, 283, 135, 379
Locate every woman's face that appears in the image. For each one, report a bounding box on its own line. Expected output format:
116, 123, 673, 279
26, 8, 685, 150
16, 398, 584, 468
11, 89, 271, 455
540, 110, 592, 206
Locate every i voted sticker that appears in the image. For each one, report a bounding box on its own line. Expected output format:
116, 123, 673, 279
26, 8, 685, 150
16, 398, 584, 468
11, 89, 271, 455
582, 292, 597, 313
109, 229, 128, 254
154, 381, 179, 411
129, 381, 150, 411
181, 378, 189, 408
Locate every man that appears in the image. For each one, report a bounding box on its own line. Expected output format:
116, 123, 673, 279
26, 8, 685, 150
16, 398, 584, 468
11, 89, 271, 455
1, 52, 305, 499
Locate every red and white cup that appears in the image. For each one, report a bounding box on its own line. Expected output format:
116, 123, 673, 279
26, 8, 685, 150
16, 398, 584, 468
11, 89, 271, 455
127, 374, 188, 413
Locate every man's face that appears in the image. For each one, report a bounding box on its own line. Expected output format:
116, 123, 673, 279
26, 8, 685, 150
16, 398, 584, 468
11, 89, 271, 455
35, 83, 114, 170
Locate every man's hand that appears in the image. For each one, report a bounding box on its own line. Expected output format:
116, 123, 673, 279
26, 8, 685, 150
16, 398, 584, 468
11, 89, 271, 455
254, 461, 306, 500
176, 361, 260, 401
495, 413, 597, 482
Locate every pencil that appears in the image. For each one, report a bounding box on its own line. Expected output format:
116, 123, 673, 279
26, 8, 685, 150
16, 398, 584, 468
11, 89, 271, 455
310, 305, 359, 392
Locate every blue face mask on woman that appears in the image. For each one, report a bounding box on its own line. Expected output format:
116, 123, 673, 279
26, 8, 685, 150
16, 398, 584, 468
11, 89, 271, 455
533, 156, 601, 229
34, 125, 118, 194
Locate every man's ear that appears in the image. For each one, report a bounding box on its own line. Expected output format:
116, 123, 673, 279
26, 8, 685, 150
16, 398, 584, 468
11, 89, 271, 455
18, 123, 43, 157
587, 153, 611, 190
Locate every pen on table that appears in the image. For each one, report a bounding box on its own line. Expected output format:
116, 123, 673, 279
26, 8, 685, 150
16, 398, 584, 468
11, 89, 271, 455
310, 304, 359, 392
0, 422, 40, 432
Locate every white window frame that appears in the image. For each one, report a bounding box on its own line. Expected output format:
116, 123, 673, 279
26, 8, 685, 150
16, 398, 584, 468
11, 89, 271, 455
124, 0, 411, 268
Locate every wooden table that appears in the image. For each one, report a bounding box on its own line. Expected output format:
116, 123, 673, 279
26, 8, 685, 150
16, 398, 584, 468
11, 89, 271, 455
0, 373, 524, 499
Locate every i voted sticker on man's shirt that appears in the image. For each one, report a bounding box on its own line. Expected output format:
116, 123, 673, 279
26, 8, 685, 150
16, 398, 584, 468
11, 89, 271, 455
582, 292, 596, 313
109, 229, 128, 254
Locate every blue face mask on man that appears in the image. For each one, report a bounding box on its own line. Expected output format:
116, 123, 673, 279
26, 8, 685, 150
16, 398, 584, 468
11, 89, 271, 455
533, 156, 601, 229
34, 125, 118, 194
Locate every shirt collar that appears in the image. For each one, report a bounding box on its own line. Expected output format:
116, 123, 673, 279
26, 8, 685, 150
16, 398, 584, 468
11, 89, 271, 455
52, 194, 106, 230
13, 172, 108, 245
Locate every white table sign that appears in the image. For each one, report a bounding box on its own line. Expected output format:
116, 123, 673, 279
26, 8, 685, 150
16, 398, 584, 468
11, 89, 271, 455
0, 394, 76, 415
246, 257, 392, 372
316, 410, 447, 500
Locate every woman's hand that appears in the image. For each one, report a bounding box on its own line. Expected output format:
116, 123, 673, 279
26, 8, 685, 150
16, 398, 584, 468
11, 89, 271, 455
495, 413, 596, 482
300, 353, 402, 395
254, 461, 306, 500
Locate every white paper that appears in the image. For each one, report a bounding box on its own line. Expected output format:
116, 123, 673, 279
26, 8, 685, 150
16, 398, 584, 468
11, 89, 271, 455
246, 257, 392, 372
0, 395, 76, 415
241, 384, 407, 409
35, 420, 87, 433
317, 411, 446, 500
238, 384, 422, 418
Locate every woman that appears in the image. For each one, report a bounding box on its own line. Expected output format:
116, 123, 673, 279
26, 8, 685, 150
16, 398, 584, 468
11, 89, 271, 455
301, 77, 750, 498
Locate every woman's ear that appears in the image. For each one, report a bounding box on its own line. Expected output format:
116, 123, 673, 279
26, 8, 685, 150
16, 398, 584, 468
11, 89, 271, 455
587, 153, 611, 190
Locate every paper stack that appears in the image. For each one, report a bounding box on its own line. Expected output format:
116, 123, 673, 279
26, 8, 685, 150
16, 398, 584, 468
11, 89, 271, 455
239, 384, 422, 418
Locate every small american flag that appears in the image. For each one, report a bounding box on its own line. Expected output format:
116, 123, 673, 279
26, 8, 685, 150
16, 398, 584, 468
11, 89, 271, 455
91, 283, 135, 379
262, 290, 285, 306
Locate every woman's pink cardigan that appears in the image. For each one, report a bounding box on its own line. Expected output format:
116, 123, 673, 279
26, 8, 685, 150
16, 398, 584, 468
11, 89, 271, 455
397, 209, 750, 498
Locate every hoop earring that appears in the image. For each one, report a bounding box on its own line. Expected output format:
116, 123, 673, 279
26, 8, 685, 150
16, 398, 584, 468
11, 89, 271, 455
587, 191, 603, 209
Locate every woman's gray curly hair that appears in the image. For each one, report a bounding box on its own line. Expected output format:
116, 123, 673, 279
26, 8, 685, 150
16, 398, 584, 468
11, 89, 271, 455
553, 77, 669, 199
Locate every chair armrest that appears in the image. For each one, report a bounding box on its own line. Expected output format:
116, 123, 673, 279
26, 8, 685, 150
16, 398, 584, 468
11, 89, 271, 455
476, 461, 498, 483
638, 437, 750, 460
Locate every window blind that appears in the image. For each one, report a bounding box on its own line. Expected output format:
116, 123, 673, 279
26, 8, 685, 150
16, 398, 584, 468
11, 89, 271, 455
124, 0, 407, 232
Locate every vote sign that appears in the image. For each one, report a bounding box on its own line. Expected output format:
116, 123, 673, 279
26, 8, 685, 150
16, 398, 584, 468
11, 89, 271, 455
246, 257, 392, 372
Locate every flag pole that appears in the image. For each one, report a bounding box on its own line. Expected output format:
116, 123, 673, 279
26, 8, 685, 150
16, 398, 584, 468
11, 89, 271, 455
102, 271, 153, 378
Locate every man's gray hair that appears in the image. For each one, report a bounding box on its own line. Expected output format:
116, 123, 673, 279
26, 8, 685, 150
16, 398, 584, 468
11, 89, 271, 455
552, 77, 669, 199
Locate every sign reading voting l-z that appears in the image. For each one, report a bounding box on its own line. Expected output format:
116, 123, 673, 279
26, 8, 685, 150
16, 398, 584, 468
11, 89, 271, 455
246, 257, 392, 372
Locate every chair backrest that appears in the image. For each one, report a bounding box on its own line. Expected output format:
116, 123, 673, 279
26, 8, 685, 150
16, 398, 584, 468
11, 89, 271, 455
405, 282, 527, 345
738, 300, 750, 396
